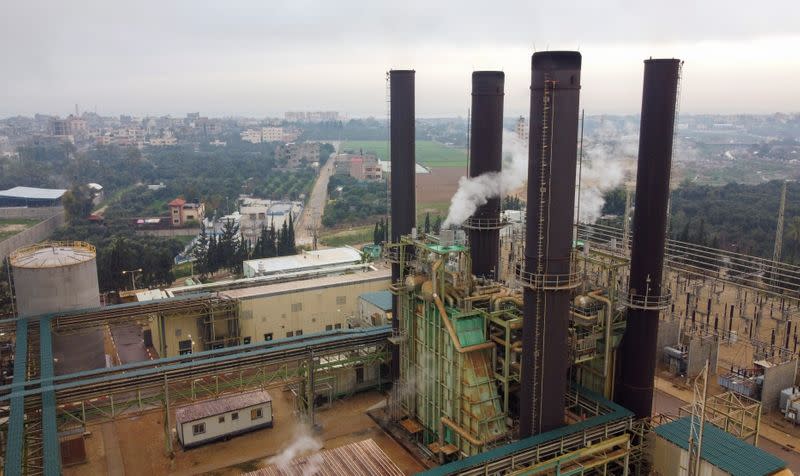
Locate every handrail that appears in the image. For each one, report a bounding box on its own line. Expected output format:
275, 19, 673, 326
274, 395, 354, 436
621, 291, 673, 310
10, 240, 96, 261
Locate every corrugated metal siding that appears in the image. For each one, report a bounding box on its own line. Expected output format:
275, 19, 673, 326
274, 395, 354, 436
653, 416, 786, 476
244, 439, 404, 476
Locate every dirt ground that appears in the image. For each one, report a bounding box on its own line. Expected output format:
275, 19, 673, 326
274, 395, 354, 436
66, 389, 424, 476
416, 167, 466, 204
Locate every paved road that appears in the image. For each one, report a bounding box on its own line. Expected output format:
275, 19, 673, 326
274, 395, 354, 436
654, 388, 800, 472
296, 154, 336, 246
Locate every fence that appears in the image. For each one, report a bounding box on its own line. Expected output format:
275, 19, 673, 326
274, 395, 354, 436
0, 212, 66, 259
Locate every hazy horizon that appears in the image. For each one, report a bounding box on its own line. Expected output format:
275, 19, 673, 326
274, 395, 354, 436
3, 0, 799, 118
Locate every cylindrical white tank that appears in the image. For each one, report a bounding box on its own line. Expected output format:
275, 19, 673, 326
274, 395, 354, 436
10, 241, 101, 317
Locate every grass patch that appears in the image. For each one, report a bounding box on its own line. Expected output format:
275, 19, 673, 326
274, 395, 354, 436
319, 224, 374, 247
342, 140, 467, 167
171, 261, 194, 280
0, 218, 41, 241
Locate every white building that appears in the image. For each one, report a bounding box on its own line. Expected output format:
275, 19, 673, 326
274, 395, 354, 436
242, 247, 363, 279
175, 390, 273, 448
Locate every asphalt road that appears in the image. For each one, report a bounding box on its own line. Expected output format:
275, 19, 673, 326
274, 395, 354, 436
296, 156, 335, 246
654, 388, 800, 472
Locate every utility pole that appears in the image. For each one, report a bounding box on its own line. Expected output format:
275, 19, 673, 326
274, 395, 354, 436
121, 268, 143, 290
688, 360, 709, 476
772, 180, 787, 266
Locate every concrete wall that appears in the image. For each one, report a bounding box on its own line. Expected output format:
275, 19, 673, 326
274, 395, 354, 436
12, 254, 100, 317
177, 401, 272, 447
236, 278, 389, 343
358, 298, 390, 326
762, 359, 799, 411
135, 227, 200, 238
0, 212, 65, 259
687, 335, 720, 378
657, 320, 681, 353
0, 207, 62, 219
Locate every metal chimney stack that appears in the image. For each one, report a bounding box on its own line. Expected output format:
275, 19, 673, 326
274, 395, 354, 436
466, 71, 505, 278
519, 52, 582, 437
389, 69, 416, 380
616, 59, 681, 418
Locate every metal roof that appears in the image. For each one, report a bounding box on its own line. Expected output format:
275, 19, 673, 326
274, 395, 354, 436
175, 390, 272, 424
245, 438, 404, 476
0, 186, 67, 200
359, 291, 392, 311
653, 416, 786, 476
242, 247, 363, 277
223, 268, 390, 300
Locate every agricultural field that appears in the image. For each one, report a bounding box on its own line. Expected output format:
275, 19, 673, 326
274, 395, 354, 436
252, 170, 316, 201
342, 140, 468, 168
0, 218, 40, 241
319, 224, 374, 247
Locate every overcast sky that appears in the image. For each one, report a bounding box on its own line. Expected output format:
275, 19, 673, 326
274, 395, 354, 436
2, 0, 799, 118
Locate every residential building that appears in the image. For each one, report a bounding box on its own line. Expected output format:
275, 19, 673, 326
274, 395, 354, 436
168, 198, 205, 226
240, 129, 262, 144
515, 116, 529, 143
275, 142, 320, 170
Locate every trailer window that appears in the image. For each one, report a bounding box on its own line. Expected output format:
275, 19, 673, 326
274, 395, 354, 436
232, 412, 239, 420
218, 416, 225, 423
251, 408, 263, 420
192, 423, 206, 435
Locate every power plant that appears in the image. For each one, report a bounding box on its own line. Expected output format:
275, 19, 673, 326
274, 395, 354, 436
1, 52, 799, 476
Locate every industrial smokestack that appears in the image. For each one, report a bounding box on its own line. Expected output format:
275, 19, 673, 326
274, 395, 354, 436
519, 52, 582, 437
389, 69, 416, 380
466, 71, 505, 278
616, 58, 681, 418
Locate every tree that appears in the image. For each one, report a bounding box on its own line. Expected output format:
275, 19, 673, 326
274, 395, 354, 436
424, 213, 431, 234
287, 213, 296, 254
373, 221, 380, 245
62, 184, 95, 222
433, 216, 443, 234
787, 216, 800, 263
265, 219, 278, 258
192, 223, 210, 277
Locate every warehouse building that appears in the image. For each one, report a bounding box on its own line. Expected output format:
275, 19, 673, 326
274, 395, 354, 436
227, 268, 390, 342
0, 186, 67, 207
149, 269, 390, 356
175, 390, 273, 448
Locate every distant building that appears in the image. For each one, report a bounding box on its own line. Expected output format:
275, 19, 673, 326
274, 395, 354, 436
240, 129, 262, 144
0, 186, 67, 207
262, 127, 284, 142
516, 116, 529, 143
51, 119, 70, 136
168, 198, 205, 226
275, 142, 320, 170
284, 111, 339, 123
209, 139, 227, 147
334, 153, 382, 181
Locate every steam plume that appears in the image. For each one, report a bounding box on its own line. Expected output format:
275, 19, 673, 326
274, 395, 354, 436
442, 132, 527, 227
267, 424, 323, 474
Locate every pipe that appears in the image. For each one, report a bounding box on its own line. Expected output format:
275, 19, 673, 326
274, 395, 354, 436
588, 289, 615, 399
493, 296, 523, 312
441, 417, 484, 449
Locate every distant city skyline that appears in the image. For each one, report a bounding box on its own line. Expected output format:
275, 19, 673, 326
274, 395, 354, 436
2, 0, 798, 118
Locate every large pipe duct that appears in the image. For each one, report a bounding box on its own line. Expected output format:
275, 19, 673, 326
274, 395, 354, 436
466, 71, 505, 279
389, 69, 416, 380
616, 58, 681, 418
519, 52, 582, 437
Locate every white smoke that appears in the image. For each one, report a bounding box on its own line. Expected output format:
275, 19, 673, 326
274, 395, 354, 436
442, 132, 527, 227
577, 120, 638, 223
267, 424, 324, 474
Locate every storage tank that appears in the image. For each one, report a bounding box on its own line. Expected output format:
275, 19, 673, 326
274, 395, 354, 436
10, 241, 101, 317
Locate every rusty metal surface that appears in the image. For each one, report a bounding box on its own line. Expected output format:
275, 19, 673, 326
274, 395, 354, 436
246, 439, 404, 476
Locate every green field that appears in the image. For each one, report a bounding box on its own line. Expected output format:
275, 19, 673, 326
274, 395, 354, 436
319, 224, 374, 247
0, 218, 40, 241
342, 140, 467, 168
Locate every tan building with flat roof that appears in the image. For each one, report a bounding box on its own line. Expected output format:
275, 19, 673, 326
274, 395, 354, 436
149, 269, 390, 356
